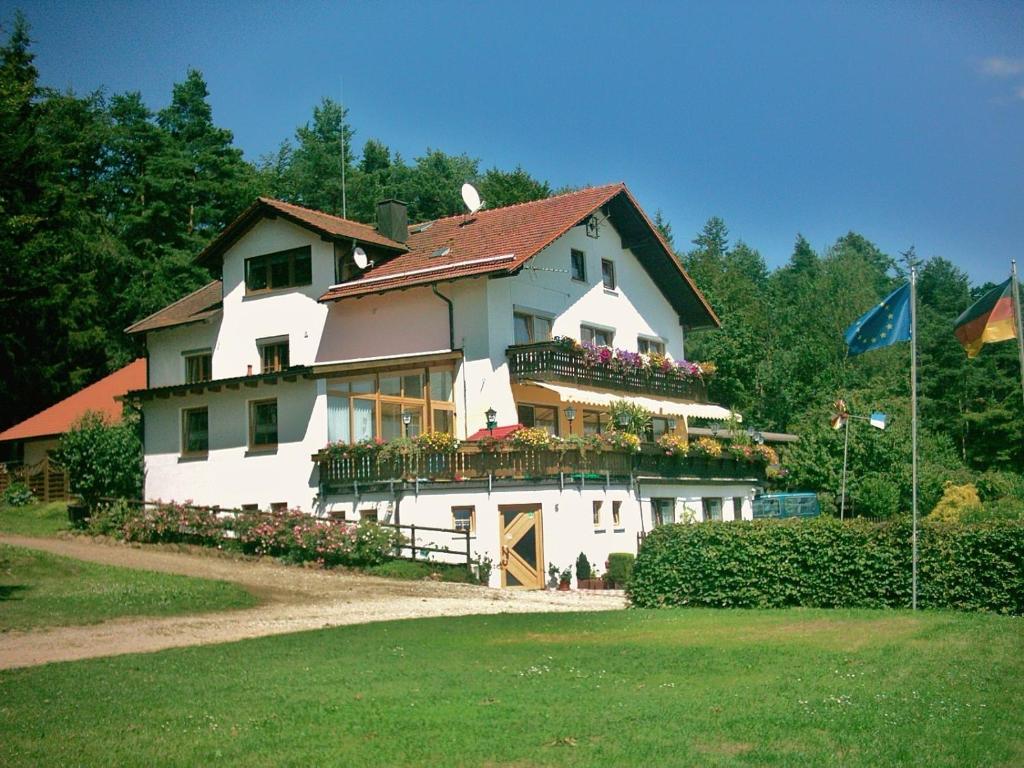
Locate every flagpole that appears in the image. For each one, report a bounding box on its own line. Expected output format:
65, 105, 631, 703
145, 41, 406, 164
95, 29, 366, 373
840, 417, 849, 520
1012, 260, 1024, 409
910, 264, 919, 611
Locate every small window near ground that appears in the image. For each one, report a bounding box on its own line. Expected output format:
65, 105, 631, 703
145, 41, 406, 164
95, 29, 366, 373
638, 337, 665, 356
249, 399, 278, 449
652, 498, 674, 527
570, 249, 587, 282
612, 500, 622, 527
452, 506, 475, 533
592, 500, 602, 527
184, 351, 212, 384
601, 258, 616, 290
517, 403, 558, 436
703, 497, 723, 522
359, 508, 378, 523
240, 503, 259, 512
181, 407, 209, 455
581, 324, 614, 348
270, 502, 287, 513
732, 496, 745, 521
258, 339, 289, 373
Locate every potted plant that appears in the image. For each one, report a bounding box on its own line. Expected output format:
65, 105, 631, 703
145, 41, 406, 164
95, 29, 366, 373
558, 566, 572, 591
547, 562, 561, 589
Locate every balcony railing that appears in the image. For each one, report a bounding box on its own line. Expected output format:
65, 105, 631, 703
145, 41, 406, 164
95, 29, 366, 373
316, 444, 763, 493
506, 341, 707, 401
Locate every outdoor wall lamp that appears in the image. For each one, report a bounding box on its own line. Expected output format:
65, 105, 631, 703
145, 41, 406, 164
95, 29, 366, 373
401, 410, 412, 436
615, 412, 630, 429
564, 405, 577, 423
485, 406, 497, 435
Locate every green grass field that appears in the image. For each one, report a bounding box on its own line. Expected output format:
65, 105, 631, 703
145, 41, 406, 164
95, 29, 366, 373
0, 501, 70, 537
1, 608, 1020, 766
0, 543, 258, 631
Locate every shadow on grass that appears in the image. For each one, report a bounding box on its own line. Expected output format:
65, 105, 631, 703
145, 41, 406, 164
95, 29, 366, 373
0, 583, 28, 601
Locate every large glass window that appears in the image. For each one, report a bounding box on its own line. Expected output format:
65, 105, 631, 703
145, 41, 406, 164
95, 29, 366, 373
245, 246, 312, 293
582, 410, 609, 435
249, 399, 278, 449
513, 311, 553, 345
326, 366, 455, 444
181, 407, 208, 455
517, 403, 558, 435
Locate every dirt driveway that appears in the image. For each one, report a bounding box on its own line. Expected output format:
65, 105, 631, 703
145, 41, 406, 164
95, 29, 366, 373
0, 534, 626, 670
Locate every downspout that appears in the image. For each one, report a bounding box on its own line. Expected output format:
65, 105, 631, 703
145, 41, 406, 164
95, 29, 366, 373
431, 284, 455, 351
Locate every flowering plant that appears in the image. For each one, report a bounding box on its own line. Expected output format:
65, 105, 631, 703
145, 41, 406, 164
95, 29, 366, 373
688, 436, 723, 458
752, 444, 779, 465
415, 431, 460, 453
549, 336, 714, 382
728, 442, 755, 461
599, 430, 642, 453
325, 437, 383, 460
657, 433, 689, 457
509, 426, 556, 449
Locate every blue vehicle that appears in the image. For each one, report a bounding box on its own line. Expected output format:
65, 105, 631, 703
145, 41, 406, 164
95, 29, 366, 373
752, 492, 821, 519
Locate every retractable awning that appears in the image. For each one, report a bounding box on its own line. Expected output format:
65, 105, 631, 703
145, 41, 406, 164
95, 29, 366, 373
527, 382, 737, 423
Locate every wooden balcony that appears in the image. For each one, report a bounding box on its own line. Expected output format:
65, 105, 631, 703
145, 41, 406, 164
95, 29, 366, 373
316, 444, 764, 493
506, 341, 707, 401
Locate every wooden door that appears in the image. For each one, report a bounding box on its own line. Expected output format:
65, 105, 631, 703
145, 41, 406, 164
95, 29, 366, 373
499, 504, 544, 589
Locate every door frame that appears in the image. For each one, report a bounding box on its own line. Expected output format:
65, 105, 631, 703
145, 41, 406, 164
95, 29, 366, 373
498, 503, 545, 589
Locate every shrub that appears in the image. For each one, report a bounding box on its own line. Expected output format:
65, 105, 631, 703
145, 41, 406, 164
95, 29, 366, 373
688, 437, 723, 458
657, 433, 688, 457
53, 411, 142, 509
628, 517, 1024, 615
930, 483, 982, 523
120, 500, 225, 546
600, 431, 641, 453
508, 427, 554, 449
2, 481, 35, 507
607, 400, 651, 436
88, 498, 138, 537
575, 551, 592, 580
415, 431, 460, 453
606, 552, 634, 588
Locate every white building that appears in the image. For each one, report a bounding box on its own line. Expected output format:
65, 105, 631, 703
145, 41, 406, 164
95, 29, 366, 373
127, 183, 777, 587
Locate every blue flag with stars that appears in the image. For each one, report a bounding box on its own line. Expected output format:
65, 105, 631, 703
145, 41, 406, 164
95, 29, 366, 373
844, 282, 912, 355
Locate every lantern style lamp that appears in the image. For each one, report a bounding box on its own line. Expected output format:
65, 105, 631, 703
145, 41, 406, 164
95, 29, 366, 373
615, 411, 630, 430
564, 405, 577, 431
485, 407, 498, 436
401, 410, 412, 437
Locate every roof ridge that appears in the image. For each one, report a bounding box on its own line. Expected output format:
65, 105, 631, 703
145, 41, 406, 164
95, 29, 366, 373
124, 280, 221, 333
413, 182, 625, 227
258, 196, 383, 235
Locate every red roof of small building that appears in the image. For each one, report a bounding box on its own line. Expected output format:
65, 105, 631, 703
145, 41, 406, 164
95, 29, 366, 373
0, 359, 147, 442
465, 424, 524, 441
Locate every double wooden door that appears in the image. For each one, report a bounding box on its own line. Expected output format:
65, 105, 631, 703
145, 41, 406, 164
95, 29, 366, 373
499, 504, 544, 589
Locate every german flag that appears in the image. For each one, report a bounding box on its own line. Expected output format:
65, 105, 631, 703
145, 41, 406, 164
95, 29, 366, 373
953, 278, 1017, 358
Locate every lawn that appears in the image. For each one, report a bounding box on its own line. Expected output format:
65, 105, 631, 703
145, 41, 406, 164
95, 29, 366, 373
1, 609, 1020, 766
0, 501, 70, 537
0, 544, 258, 631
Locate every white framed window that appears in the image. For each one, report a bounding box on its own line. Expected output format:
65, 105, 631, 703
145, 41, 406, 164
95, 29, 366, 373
703, 497, 723, 522
651, 498, 674, 527
452, 506, 475, 533
638, 337, 665, 356
513, 310, 553, 345
581, 324, 614, 347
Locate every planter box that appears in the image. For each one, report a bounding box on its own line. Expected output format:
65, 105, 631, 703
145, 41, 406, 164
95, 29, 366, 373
577, 578, 606, 590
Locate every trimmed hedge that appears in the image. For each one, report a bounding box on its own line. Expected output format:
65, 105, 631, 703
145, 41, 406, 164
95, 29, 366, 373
628, 517, 1024, 615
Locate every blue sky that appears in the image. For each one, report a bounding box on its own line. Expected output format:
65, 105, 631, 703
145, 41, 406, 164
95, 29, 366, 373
5, 0, 1023, 286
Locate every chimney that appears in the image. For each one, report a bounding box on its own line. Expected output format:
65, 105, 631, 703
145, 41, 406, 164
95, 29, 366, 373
376, 199, 408, 244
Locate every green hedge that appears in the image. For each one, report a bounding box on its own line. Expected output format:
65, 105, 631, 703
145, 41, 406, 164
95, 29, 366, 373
628, 517, 1024, 615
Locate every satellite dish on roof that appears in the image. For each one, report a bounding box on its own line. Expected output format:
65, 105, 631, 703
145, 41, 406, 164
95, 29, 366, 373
352, 246, 370, 270
461, 183, 482, 214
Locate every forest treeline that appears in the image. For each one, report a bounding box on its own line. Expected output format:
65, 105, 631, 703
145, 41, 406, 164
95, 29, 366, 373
2, 15, 1020, 514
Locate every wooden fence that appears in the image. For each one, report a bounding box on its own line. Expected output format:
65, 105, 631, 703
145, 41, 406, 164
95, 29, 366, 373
0, 457, 70, 502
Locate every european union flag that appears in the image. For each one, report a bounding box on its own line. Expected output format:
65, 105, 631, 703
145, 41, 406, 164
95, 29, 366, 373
844, 282, 912, 356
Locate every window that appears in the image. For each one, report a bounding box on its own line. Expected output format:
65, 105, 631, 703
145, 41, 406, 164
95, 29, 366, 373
452, 506, 475, 533
570, 249, 587, 282
258, 339, 289, 373
359, 508, 378, 523
184, 351, 212, 383
581, 324, 614, 347
513, 310, 553, 345
517, 403, 558, 435
638, 337, 665, 356
732, 496, 745, 522
601, 258, 616, 290
326, 366, 455, 445
245, 245, 312, 293
249, 399, 278, 449
240, 503, 259, 512
181, 407, 208, 455
592, 500, 602, 528
652, 498, 675, 527
270, 502, 287, 513
703, 497, 723, 522
645, 417, 674, 442
582, 410, 610, 435
612, 500, 622, 527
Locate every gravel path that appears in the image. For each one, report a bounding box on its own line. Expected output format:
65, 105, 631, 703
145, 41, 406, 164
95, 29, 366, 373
0, 534, 626, 670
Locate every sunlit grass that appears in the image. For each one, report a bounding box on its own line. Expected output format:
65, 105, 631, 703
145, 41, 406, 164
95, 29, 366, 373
1, 608, 1020, 766
0, 501, 69, 537
0, 544, 258, 631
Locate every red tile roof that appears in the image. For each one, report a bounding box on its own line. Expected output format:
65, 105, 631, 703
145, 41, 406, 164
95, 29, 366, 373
320, 184, 624, 301
125, 280, 223, 335
465, 424, 524, 441
0, 359, 147, 442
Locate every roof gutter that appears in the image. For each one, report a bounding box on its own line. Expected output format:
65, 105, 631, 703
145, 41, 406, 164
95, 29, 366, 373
432, 284, 455, 351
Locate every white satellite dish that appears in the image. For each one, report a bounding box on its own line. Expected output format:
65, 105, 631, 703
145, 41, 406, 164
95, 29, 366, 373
352, 246, 370, 270
461, 183, 482, 214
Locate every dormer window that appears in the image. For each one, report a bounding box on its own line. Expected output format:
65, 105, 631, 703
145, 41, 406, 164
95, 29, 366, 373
245, 245, 312, 293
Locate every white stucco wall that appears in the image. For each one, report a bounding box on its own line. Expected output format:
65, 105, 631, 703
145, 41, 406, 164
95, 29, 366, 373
147, 319, 221, 388
143, 378, 325, 511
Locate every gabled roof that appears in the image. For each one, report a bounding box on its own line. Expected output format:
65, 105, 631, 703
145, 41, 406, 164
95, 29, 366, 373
320, 183, 720, 329
0, 359, 147, 442
125, 280, 223, 335
195, 197, 408, 268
